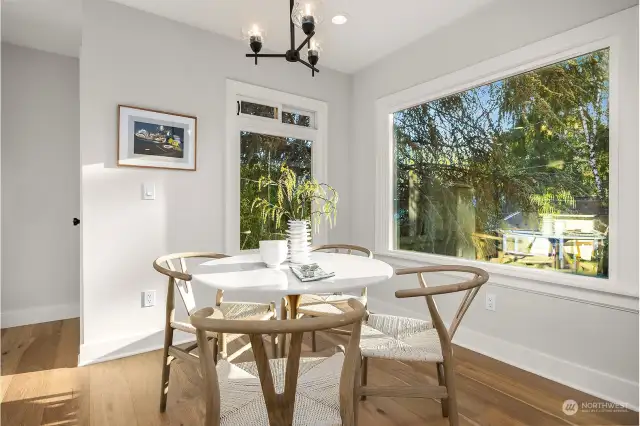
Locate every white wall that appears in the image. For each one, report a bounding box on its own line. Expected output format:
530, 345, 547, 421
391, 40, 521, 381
79, 0, 352, 364
1, 43, 80, 327
351, 0, 639, 408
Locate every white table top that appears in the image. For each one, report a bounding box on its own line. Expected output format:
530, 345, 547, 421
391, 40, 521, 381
190, 252, 394, 297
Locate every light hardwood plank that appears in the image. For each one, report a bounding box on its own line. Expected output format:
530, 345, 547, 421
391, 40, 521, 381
1, 324, 36, 402
118, 351, 171, 426
89, 358, 138, 425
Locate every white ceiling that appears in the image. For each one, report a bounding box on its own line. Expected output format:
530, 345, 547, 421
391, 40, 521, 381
2, 0, 82, 58
2, 0, 495, 73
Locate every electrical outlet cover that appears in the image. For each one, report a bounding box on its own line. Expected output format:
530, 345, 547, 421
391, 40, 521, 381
142, 290, 156, 307
485, 293, 496, 311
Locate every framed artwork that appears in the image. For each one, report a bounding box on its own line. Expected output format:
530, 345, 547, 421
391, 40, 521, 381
118, 105, 197, 170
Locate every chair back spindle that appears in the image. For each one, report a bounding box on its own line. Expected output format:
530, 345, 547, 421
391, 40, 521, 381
165, 258, 198, 315
396, 266, 489, 346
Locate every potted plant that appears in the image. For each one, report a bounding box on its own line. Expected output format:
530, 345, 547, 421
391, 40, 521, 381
252, 164, 338, 264
530, 190, 575, 235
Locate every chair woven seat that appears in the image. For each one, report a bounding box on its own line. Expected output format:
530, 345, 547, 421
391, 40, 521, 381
360, 314, 443, 362
170, 302, 272, 336
218, 301, 273, 320
170, 321, 217, 337
216, 354, 344, 426
298, 293, 367, 316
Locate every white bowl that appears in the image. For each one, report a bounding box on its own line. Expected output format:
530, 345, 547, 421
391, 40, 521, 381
259, 240, 288, 268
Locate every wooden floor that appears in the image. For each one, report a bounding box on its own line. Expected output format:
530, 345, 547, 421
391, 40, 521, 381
1, 318, 637, 426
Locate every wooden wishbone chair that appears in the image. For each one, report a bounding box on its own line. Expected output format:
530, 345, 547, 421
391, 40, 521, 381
282, 244, 372, 353
191, 299, 366, 426
153, 252, 277, 412
359, 265, 489, 426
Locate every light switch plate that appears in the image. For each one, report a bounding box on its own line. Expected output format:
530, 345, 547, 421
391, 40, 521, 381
142, 183, 155, 200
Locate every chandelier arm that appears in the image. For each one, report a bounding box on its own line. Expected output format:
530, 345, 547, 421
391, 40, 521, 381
295, 32, 315, 52
246, 54, 288, 58
289, 0, 296, 51
298, 59, 320, 73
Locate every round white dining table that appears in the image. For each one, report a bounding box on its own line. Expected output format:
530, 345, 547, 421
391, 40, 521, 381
190, 252, 394, 320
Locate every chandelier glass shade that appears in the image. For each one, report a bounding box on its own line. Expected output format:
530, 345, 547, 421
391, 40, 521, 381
291, 1, 324, 34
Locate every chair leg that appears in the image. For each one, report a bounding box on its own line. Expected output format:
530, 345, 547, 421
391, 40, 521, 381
212, 337, 219, 364
437, 362, 449, 418
218, 332, 228, 360
270, 314, 278, 359
311, 330, 317, 353
270, 334, 278, 359
442, 358, 459, 426
360, 356, 368, 401
280, 298, 287, 358
159, 327, 174, 412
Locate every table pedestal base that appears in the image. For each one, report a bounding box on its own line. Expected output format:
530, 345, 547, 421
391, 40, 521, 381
280, 294, 301, 357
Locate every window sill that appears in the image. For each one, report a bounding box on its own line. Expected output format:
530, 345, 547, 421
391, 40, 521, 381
375, 249, 639, 313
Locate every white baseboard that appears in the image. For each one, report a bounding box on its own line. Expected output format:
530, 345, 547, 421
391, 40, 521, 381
79, 329, 194, 366
1, 303, 80, 328
367, 296, 639, 411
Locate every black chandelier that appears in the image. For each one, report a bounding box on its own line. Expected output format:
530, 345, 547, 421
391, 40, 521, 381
245, 0, 321, 77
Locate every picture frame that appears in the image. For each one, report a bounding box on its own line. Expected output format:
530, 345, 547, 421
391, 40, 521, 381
118, 105, 197, 171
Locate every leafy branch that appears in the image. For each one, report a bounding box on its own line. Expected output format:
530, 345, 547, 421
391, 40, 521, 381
529, 190, 575, 216
251, 163, 339, 233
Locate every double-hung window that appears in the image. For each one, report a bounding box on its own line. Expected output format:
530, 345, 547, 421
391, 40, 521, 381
226, 80, 328, 253
374, 10, 638, 302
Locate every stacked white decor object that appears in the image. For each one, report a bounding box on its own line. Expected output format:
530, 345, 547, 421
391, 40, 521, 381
287, 220, 312, 264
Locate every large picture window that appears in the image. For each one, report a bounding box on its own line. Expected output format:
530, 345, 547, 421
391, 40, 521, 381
393, 49, 610, 278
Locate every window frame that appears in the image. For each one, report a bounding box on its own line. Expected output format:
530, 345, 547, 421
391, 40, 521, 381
226, 80, 328, 254
374, 8, 638, 309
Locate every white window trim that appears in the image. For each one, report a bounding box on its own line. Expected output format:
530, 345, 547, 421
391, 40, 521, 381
374, 8, 638, 311
226, 79, 328, 254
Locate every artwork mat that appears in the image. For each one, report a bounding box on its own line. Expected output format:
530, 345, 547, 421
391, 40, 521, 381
118, 105, 197, 170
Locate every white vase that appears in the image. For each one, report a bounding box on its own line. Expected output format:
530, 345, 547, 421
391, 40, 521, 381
259, 240, 288, 268
287, 220, 311, 264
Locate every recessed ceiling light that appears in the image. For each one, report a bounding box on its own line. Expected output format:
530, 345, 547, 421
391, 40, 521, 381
332, 14, 348, 25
